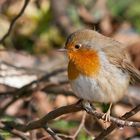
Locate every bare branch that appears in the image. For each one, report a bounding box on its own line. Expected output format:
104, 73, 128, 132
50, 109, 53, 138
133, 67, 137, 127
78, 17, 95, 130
95, 104, 140, 140
73, 111, 86, 138
0, 0, 30, 44
0, 123, 29, 140
2, 102, 140, 135
58, 111, 86, 139
0, 68, 66, 115
85, 104, 140, 128
0, 61, 46, 75
44, 125, 63, 140
2, 102, 81, 133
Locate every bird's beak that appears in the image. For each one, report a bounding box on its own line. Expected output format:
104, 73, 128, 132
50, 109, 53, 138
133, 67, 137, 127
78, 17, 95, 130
57, 48, 67, 52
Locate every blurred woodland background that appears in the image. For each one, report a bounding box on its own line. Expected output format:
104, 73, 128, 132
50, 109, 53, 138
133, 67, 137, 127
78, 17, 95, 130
0, 0, 140, 140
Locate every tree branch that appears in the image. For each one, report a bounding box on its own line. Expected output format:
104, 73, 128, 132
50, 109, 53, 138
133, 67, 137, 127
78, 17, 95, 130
95, 104, 140, 140
44, 125, 63, 140
0, 68, 66, 115
85, 104, 140, 128
57, 111, 86, 139
0, 123, 29, 140
2, 102, 140, 137
0, 0, 30, 44
2, 101, 82, 132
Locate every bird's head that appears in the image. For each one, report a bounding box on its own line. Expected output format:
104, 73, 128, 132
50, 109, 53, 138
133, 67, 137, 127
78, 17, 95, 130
64, 29, 101, 78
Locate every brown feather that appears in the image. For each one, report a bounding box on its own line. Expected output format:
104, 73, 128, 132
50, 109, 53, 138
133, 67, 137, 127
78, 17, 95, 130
102, 38, 140, 83
121, 59, 140, 83
66, 29, 140, 83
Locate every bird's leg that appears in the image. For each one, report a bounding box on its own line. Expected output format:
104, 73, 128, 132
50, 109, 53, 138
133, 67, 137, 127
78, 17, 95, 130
102, 103, 112, 122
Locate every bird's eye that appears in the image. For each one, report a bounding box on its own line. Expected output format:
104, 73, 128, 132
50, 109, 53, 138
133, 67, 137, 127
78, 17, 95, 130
74, 44, 81, 49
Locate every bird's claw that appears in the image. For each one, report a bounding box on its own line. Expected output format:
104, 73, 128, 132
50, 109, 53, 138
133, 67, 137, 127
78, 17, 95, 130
102, 110, 111, 122
102, 103, 112, 122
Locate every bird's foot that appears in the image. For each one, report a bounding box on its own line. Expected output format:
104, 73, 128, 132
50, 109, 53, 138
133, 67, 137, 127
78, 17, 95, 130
102, 103, 112, 122
102, 109, 111, 122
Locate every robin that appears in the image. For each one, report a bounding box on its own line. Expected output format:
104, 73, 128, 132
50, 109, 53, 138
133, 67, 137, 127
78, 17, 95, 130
60, 29, 140, 121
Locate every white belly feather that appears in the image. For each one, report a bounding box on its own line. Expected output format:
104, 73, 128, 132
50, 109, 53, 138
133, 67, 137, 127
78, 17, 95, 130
70, 52, 129, 103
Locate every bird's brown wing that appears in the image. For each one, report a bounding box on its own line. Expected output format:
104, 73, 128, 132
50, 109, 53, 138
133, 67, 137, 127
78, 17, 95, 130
102, 40, 140, 83
121, 59, 140, 83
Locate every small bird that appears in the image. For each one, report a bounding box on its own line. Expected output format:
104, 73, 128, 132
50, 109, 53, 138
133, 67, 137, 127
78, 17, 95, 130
61, 29, 140, 121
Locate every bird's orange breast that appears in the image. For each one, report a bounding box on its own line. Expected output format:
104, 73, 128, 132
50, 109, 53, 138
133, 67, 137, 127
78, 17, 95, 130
68, 49, 100, 80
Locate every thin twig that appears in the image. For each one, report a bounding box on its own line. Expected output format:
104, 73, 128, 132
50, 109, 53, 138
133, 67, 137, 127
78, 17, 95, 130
0, 79, 69, 96
0, 61, 46, 75
0, 0, 30, 44
95, 104, 140, 140
73, 111, 86, 139
0, 68, 66, 115
11, 129, 30, 140
85, 104, 140, 128
44, 125, 63, 140
0, 123, 29, 140
58, 111, 86, 140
